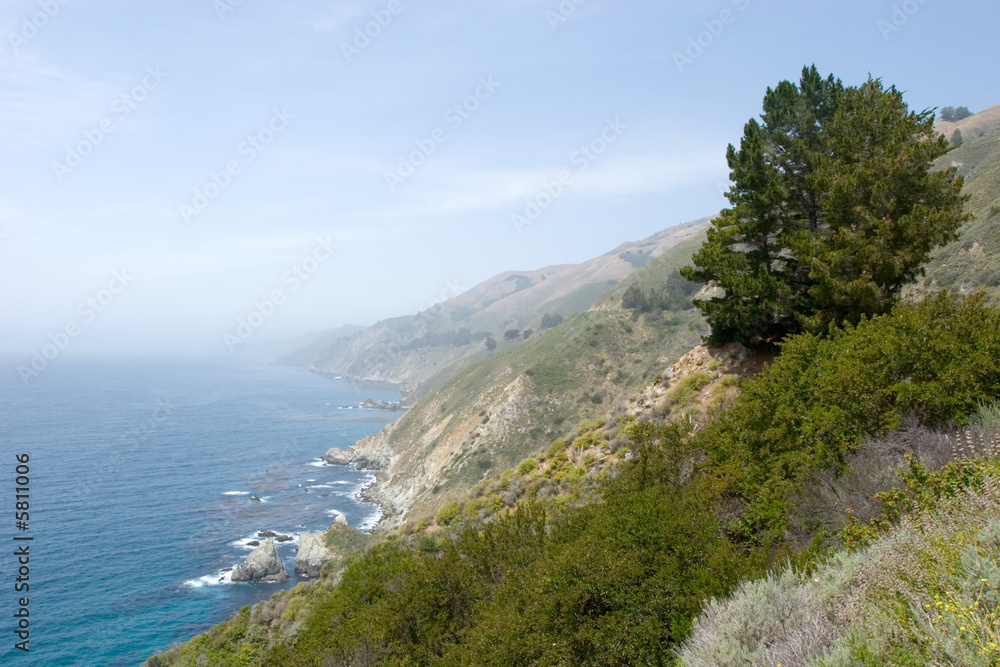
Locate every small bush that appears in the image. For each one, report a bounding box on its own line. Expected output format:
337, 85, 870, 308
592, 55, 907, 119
435, 501, 462, 526
516, 458, 537, 475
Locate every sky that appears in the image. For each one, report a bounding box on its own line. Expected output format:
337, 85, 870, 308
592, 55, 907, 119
1, 0, 997, 364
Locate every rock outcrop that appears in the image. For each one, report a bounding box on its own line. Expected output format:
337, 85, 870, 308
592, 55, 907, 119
294, 533, 336, 578
231, 539, 290, 583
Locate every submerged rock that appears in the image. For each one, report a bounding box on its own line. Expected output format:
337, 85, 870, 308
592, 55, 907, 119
230, 539, 290, 583
294, 533, 337, 578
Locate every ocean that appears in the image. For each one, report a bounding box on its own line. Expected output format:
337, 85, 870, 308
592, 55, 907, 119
0, 356, 401, 666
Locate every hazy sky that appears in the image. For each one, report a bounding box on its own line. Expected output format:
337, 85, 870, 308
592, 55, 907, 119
1, 0, 997, 362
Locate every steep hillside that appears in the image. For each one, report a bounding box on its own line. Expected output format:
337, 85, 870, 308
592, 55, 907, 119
323, 234, 710, 528
150, 292, 1000, 667
304, 219, 710, 401
921, 104, 1000, 295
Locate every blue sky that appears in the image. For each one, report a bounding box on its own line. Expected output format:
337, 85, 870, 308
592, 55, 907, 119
1, 0, 997, 360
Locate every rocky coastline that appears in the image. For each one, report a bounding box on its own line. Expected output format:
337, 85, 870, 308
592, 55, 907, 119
322, 428, 399, 532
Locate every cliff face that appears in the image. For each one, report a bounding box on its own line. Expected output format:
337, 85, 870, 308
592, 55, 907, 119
231, 540, 290, 583
294, 533, 337, 578
325, 373, 535, 527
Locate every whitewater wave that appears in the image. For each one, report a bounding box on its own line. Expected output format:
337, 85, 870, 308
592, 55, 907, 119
184, 571, 234, 588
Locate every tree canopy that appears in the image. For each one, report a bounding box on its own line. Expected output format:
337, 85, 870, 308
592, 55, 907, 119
940, 105, 972, 122
681, 65, 969, 347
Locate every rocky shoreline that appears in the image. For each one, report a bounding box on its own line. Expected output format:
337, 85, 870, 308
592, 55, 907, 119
322, 444, 397, 532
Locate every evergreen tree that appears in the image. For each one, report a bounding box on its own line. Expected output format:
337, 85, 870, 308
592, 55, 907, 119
682, 66, 968, 347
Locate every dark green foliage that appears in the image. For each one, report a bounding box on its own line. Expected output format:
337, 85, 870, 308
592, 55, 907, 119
151, 293, 1000, 666
483, 336, 496, 351
704, 292, 1000, 541
619, 249, 652, 267
621, 270, 698, 313
940, 105, 972, 122
682, 66, 969, 347
506, 274, 534, 292
951, 128, 964, 146
540, 312, 564, 329
503, 328, 520, 340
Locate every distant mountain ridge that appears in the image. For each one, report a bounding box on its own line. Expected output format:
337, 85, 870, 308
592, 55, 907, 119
295, 218, 711, 402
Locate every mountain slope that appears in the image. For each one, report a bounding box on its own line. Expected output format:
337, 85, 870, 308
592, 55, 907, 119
304, 218, 710, 401
323, 233, 710, 528
921, 103, 1000, 294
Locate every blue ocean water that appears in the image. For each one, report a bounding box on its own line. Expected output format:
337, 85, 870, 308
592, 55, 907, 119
0, 356, 401, 667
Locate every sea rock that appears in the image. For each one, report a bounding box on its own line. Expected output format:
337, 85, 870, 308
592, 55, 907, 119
294, 532, 337, 578
322, 448, 353, 466
230, 539, 290, 583
250, 495, 261, 502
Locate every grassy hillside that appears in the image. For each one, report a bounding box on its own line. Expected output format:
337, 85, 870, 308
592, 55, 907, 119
303, 219, 709, 401
920, 104, 1000, 295
324, 233, 710, 527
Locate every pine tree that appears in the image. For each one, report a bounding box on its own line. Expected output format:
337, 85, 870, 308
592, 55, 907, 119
682, 66, 969, 347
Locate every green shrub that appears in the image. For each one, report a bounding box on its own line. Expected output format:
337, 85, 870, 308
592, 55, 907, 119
704, 292, 1000, 540
435, 501, 462, 526
668, 371, 711, 406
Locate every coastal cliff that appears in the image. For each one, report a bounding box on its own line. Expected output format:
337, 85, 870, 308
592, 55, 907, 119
321, 233, 711, 528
